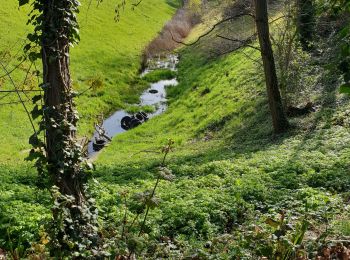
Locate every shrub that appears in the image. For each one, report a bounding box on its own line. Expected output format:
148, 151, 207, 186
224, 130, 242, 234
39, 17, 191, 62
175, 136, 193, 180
142, 7, 201, 60
142, 69, 177, 83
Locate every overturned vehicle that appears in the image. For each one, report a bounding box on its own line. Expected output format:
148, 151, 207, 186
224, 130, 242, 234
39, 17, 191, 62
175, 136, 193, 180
121, 112, 149, 130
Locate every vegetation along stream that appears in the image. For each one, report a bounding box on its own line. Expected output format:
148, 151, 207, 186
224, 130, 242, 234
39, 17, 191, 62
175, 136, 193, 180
88, 55, 179, 157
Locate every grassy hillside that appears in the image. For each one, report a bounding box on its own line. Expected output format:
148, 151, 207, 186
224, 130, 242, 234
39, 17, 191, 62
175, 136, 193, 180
0, 0, 179, 251
0, 0, 178, 163
1, 0, 350, 257
91, 4, 350, 258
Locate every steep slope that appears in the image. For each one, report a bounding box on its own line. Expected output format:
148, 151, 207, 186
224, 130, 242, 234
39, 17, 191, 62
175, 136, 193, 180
92, 3, 350, 258
0, 0, 179, 163
0, 0, 179, 251
1, 0, 349, 257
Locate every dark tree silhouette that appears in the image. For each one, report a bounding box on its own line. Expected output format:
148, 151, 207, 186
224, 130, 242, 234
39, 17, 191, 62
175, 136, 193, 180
254, 0, 289, 133
297, 0, 315, 50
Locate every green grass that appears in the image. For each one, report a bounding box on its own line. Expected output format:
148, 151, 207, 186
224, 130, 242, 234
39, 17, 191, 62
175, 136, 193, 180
142, 69, 177, 83
1, 0, 350, 257
90, 8, 350, 257
0, 0, 179, 163
125, 104, 156, 114
90, 43, 350, 256
0, 0, 179, 252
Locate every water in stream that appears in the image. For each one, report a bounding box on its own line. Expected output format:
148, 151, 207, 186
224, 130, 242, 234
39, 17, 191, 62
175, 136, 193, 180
87, 56, 178, 158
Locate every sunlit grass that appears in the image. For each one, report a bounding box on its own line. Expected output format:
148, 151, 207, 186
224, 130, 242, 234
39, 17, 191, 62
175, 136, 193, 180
0, 0, 179, 163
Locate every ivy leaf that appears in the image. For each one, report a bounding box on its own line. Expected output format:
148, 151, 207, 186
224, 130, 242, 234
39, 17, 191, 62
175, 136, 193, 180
24, 43, 31, 52
339, 60, 349, 73
27, 33, 36, 42
341, 44, 350, 57
28, 51, 41, 62
31, 105, 42, 119
29, 134, 44, 148
26, 148, 42, 161
340, 83, 350, 94
40, 83, 50, 90
18, 0, 29, 6
340, 26, 350, 38
32, 95, 42, 104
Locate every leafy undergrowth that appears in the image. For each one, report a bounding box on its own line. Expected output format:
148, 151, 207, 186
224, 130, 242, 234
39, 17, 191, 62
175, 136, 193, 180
1, 1, 350, 258
0, 0, 179, 253
92, 11, 350, 259
142, 69, 177, 83
0, 165, 50, 253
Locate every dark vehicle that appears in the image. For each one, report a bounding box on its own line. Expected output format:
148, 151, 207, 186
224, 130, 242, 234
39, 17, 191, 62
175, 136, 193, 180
92, 138, 107, 151
92, 123, 111, 152
121, 112, 149, 130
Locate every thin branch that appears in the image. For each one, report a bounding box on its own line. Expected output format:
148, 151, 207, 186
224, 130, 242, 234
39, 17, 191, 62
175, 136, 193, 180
170, 12, 290, 48
0, 61, 37, 135
0, 58, 27, 79
0, 89, 42, 93
269, 15, 291, 25
20, 61, 35, 100
132, 0, 143, 8
211, 39, 261, 65
0, 100, 32, 106
0, 92, 11, 102
239, 49, 263, 66
171, 12, 254, 46
76, 86, 93, 97
216, 34, 261, 52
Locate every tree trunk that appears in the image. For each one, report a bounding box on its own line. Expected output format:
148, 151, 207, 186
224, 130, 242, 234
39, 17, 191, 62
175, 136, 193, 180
40, 1, 100, 256
254, 0, 289, 133
42, 2, 85, 205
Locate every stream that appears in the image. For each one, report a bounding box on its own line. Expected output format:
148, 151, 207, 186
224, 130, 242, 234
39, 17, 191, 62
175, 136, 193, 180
87, 55, 179, 158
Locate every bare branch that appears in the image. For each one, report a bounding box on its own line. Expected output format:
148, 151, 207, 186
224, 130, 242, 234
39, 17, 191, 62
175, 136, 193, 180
132, 0, 143, 8
0, 61, 37, 135
0, 58, 27, 79
239, 49, 263, 65
0, 89, 42, 93
216, 34, 261, 52
0, 100, 32, 106
171, 12, 255, 46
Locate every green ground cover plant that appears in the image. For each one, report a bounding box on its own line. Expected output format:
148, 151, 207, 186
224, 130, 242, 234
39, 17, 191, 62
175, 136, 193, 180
1, 0, 350, 258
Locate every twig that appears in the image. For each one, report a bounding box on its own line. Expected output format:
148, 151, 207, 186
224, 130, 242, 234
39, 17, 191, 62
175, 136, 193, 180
0, 61, 37, 135
138, 141, 173, 236
20, 61, 34, 100
216, 34, 261, 52
171, 12, 254, 46
0, 58, 27, 79
239, 49, 263, 66
132, 0, 143, 8
0, 100, 32, 106
0, 89, 42, 93
76, 85, 93, 97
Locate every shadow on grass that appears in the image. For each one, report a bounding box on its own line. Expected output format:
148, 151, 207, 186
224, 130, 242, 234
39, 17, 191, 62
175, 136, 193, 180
94, 74, 348, 188
285, 67, 340, 163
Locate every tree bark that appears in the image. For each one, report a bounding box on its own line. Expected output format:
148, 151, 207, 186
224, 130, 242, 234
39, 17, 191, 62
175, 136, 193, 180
42, 3, 85, 204
254, 0, 289, 133
40, 3, 101, 255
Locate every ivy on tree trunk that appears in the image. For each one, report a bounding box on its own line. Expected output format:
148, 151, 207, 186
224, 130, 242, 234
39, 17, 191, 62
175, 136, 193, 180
20, 0, 103, 257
